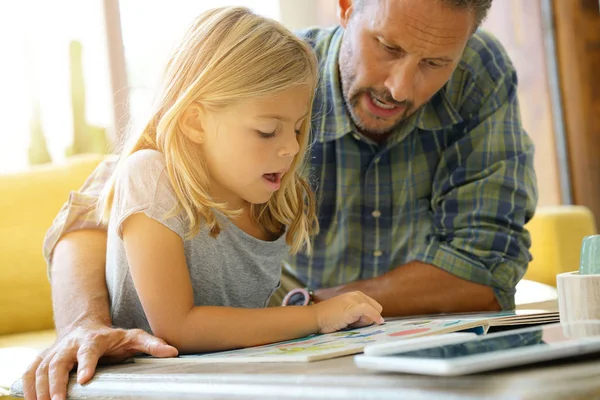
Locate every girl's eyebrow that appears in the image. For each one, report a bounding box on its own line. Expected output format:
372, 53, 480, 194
256, 111, 309, 122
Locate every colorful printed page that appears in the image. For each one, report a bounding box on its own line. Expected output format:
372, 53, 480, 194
134, 317, 489, 364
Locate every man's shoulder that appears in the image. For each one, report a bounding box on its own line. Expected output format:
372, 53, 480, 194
295, 26, 341, 59
446, 30, 518, 114
464, 31, 515, 76
458, 30, 516, 90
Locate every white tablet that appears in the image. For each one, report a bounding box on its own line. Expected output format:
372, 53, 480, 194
354, 321, 600, 376
363, 332, 478, 357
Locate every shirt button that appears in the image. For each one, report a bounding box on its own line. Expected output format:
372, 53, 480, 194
373, 250, 383, 257
352, 133, 361, 141
372, 210, 381, 218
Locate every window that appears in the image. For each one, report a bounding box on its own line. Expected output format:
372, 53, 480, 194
118, 0, 280, 139
0, 0, 112, 173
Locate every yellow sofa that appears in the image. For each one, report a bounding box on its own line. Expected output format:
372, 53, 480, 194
0, 154, 105, 396
524, 205, 597, 286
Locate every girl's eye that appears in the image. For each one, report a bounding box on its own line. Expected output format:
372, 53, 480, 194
257, 130, 276, 139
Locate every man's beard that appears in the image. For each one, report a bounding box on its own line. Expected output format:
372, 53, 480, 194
339, 43, 415, 136
348, 87, 414, 134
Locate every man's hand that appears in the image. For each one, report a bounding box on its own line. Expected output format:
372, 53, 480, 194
22, 324, 178, 400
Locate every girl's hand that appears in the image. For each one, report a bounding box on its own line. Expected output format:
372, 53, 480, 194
311, 291, 384, 334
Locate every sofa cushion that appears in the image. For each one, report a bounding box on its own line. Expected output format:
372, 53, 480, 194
524, 205, 597, 286
0, 155, 104, 336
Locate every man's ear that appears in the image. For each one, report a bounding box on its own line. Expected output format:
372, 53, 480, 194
338, 0, 354, 28
180, 103, 205, 144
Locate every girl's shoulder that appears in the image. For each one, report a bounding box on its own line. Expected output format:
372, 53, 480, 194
112, 149, 184, 236
118, 149, 171, 191
122, 149, 166, 176
115, 149, 175, 205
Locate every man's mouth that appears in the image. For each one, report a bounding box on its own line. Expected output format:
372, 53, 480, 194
364, 92, 406, 118
370, 92, 398, 110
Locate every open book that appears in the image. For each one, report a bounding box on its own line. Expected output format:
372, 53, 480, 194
134, 309, 559, 363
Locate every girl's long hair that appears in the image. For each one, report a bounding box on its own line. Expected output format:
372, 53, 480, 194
98, 7, 319, 254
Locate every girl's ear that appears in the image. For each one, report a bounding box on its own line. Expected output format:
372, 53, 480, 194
180, 103, 205, 144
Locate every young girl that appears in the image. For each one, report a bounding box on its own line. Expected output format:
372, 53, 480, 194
98, 6, 383, 354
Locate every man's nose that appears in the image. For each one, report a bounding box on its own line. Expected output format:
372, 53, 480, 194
384, 59, 418, 103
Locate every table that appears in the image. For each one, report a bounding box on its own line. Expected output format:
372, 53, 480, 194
10, 351, 600, 399
11, 296, 580, 400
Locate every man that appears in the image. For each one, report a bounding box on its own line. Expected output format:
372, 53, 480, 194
24, 0, 537, 399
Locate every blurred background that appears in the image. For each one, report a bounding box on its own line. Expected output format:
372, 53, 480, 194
1, 0, 599, 220
0, 0, 599, 218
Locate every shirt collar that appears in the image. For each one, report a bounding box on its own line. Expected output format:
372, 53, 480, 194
312, 27, 354, 143
411, 86, 463, 131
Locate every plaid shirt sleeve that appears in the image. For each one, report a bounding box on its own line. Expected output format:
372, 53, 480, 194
43, 157, 118, 278
414, 59, 538, 310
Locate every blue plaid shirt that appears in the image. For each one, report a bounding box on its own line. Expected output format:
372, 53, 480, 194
286, 27, 538, 310
44, 27, 537, 311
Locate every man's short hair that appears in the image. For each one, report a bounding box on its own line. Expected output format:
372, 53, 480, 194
353, 0, 493, 31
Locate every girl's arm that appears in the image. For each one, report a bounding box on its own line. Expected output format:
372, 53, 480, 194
122, 212, 382, 354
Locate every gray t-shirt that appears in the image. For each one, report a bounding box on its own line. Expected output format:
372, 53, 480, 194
105, 150, 287, 334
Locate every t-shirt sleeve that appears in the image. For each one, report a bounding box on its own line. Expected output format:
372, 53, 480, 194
111, 149, 186, 240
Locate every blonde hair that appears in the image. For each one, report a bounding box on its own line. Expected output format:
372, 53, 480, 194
98, 7, 319, 254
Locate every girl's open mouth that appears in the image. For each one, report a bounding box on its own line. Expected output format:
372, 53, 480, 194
263, 172, 282, 190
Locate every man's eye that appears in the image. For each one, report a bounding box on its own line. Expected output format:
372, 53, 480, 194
425, 60, 443, 68
381, 42, 397, 53
257, 130, 276, 139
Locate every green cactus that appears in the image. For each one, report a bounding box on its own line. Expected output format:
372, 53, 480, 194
28, 100, 52, 165
65, 40, 110, 157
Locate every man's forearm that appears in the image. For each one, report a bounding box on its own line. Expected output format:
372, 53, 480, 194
314, 261, 501, 317
51, 230, 111, 335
